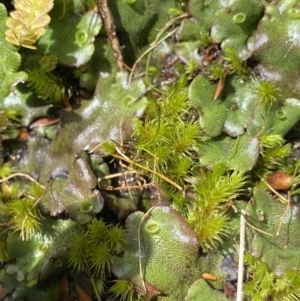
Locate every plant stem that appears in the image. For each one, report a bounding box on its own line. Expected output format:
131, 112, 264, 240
113, 148, 183, 191
237, 210, 246, 301
97, 0, 123, 72
129, 13, 188, 83
91, 277, 102, 301
0, 173, 45, 188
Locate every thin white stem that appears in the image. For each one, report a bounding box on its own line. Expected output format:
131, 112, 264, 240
236, 210, 246, 301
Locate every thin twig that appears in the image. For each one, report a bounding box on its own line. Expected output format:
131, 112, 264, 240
32, 179, 52, 209
97, 0, 123, 71
0, 173, 45, 188
114, 147, 183, 191
129, 29, 177, 84
88, 138, 117, 154
21, 215, 28, 241
236, 210, 246, 301
103, 183, 153, 191
244, 218, 273, 237
98, 170, 138, 180
129, 12, 188, 84
90, 277, 102, 301
257, 174, 287, 204
257, 174, 293, 236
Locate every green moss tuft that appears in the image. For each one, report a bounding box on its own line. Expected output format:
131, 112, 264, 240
42, 282, 63, 301
68, 234, 88, 272
0, 163, 15, 179
131, 77, 202, 193
89, 243, 112, 276
185, 59, 198, 79
255, 134, 291, 175
252, 77, 281, 106
188, 210, 229, 250
244, 253, 300, 301
6, 198, 42, 239
187, 164, 246, 250
87, 218, 109, 245
109, 279, 135, 301
105, 224, 127, 252
223, 48, 249, 75
69, 218, 126, 277
198, 31, 213, 48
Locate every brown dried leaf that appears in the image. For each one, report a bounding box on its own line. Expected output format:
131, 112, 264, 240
75, 285, 92, 301
60, 275, 69, 301
0, 284, 7, 300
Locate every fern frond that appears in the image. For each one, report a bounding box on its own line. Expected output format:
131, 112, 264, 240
26, 68, 64, 102
5, 0, 54, 49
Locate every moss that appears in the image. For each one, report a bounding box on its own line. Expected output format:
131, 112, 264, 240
2, 0, 300, 299
244, 253, 300, 301
69, 218, 126, 278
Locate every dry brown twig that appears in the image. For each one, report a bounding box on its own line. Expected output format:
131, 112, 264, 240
97, 0, 124, 72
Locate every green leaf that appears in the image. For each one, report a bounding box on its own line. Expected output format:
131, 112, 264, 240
50, 71, 147, 156
186, 279, 230, 301
198, 133, 260, 172
0, 4, 28, 99
37, 0, 102, 67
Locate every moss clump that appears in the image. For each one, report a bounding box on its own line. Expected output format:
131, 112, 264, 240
69, 218, 126, 278
131, 76, 202, 197
187, 164, 246, 250
252, 77, 281, 106
109, 279, 135, 301
244, 253, 300, 301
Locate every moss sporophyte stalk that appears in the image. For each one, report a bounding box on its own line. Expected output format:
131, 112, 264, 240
2, 0, 300, 300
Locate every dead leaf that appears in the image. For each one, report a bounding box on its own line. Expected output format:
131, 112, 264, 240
202, 273, 217, 281
75, 285, 92, 301
60, 275, 69, 301
0, 284, 7, 300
